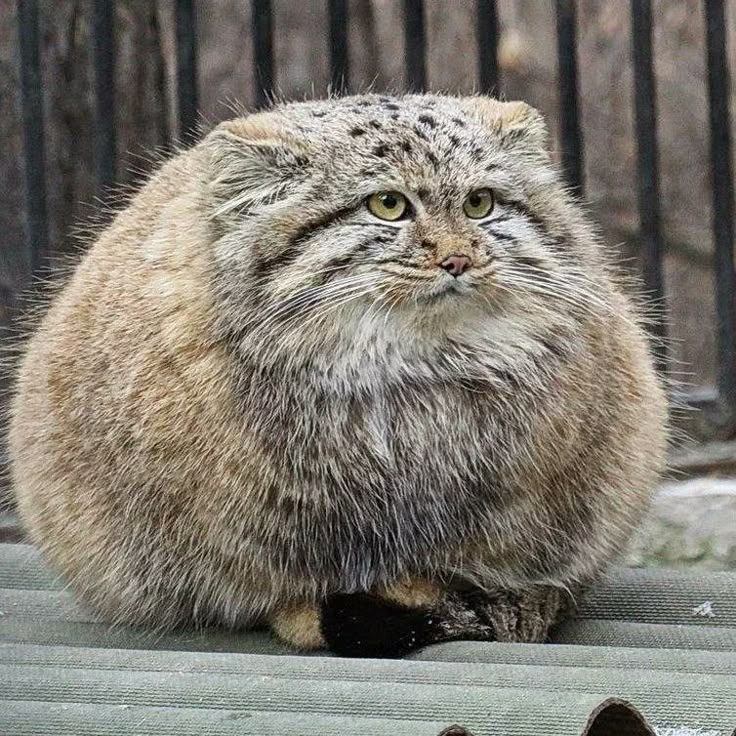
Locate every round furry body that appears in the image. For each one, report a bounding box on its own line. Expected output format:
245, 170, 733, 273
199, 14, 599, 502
9, 94, 667, 654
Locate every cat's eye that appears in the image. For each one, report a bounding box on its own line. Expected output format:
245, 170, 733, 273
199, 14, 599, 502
463, 188, 494, 219
367, 191, 409, 221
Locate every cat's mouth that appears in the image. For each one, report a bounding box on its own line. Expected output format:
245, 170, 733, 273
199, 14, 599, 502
420, 276, 473, 303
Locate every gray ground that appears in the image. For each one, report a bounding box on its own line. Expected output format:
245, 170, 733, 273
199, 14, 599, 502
627, 476, 736, 572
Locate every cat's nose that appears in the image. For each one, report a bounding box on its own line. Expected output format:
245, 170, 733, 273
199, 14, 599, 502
439, 254, 472, 277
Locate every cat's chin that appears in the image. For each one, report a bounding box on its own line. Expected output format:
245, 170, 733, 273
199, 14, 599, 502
419, 287, 465, 304
413, 285, 499, 321
392, 298, 501, 346
419, 276, 472, 302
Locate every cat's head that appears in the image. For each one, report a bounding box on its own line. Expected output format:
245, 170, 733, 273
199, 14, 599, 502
204, 94, 607, 360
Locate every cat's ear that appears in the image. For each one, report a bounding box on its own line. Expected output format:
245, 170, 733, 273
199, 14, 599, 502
205, 114, 310, 219
460, 97, 549, 159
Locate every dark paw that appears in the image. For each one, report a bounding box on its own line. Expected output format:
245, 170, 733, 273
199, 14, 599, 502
320, 593, 442, 658
461, 586, 565, 643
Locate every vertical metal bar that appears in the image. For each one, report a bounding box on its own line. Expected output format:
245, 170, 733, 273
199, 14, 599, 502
704, 0, 736, 419
554, 0, 584, 191
93, 0, 116, 193
476, 0, 499, 95
175, 0, 199, 140
630, 0, 667, 367
403, 0, 426, 91
252, 0, 274, 108
17, 0, 48, 277
328, 0, 349, 93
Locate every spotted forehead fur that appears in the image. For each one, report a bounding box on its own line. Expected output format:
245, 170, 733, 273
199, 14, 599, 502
258, 94, 541, 193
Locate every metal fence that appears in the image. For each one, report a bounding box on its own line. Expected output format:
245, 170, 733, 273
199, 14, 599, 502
14, 0, 736, 435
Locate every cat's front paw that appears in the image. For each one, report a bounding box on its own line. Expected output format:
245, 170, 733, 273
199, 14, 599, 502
463, 586, 568, 643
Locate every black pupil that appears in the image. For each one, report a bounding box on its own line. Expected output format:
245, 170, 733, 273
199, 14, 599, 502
469, 193, 482, 207
382, 194, 398, 209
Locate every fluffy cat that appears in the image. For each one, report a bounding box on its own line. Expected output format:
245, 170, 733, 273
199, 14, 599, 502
9, 94, 667, 657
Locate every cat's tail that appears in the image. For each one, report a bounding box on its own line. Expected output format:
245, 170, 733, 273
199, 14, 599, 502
319, 590, 496, 658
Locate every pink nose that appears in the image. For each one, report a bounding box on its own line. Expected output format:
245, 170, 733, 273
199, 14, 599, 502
439, 254, 472, 277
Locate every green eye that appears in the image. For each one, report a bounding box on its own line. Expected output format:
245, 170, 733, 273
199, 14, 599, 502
367, 191, 409, 221
463, 188, 494, 219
